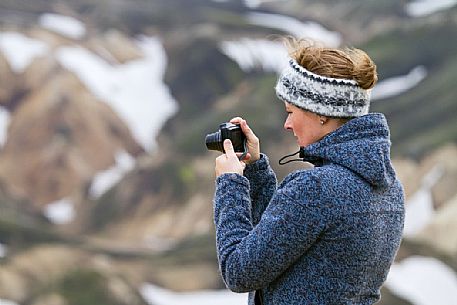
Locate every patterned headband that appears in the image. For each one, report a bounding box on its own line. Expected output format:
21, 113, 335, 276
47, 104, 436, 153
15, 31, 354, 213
275, 58, 371, 117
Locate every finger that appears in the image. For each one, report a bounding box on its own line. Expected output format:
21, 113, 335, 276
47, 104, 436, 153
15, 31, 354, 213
223, 139, 236, 157
240, 120, 256, 139
236, 152, 251, 161
230, 118, 254, 138
240, 119, 249, 132
230, 117, 243, 124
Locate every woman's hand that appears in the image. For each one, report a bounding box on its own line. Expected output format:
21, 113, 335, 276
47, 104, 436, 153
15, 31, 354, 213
215, 140, 246, 177
230, 117, 260, 164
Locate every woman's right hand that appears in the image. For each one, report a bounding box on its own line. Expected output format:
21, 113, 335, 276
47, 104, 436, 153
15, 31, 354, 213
230, 117, 260, 164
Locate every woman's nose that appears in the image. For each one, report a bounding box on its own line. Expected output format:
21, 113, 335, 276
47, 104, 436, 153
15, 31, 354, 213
284, 118, 292, 131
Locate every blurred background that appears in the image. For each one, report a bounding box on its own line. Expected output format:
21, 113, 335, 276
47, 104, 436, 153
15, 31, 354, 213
0, 0, 456, 304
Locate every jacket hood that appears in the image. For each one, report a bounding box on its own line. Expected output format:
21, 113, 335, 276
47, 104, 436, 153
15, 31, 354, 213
301, 113, 396, 188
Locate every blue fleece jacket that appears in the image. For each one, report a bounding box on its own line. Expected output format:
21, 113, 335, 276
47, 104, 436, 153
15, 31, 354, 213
213, 113, 405, 305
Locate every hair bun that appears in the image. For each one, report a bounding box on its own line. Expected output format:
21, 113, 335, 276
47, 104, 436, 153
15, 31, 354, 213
348, 48, 378, 90
285, 38, 378, 90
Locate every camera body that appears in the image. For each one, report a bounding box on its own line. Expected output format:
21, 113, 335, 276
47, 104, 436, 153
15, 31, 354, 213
205, 122, 246, 153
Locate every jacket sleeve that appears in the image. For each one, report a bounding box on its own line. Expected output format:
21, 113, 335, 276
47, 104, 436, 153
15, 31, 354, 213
213, 171, 327, 293
243, 154, 277, 226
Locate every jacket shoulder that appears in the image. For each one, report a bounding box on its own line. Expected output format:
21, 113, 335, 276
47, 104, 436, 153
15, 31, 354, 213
278, 169, 324, 205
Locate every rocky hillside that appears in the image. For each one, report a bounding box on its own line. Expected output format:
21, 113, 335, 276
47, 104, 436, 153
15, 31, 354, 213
1, 0, 457, 304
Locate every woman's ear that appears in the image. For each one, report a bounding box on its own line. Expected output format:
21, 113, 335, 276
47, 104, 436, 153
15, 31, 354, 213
319, 115, 328, 125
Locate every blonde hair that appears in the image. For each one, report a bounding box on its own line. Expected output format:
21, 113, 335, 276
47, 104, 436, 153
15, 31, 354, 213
284, 38, 378, 90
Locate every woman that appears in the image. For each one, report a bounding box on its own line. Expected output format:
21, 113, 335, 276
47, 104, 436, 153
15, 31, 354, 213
213, 39, 405, 305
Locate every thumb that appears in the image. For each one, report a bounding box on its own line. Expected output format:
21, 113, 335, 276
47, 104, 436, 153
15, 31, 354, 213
223, 139, 236, 157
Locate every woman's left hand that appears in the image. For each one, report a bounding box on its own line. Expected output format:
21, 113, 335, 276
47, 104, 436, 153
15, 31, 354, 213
215, 139, 246, 177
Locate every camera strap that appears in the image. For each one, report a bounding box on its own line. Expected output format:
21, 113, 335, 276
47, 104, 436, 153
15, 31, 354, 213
279, 147, 324, 166
278, 147, 305, 165
238, 140, 248, 161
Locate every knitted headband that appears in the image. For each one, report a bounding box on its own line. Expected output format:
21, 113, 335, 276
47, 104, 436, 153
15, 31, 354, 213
275, 58, 371, 117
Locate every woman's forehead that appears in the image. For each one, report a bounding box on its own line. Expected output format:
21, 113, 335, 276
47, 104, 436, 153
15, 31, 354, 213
284, 102, 300, 111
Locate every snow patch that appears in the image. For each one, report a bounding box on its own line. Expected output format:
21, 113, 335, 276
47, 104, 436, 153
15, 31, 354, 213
245, 0, 275, 8
406, 0, 457, 17
0, 32, 49, 73
220, 39, 288, 73
403, 187, 435, 238
403, 165, 444, 238
140, 283, 247, 305
0, 299, 19, 305
371, 66, 427, 100
56, 36, 178, 151
0, 243, 7, 258
89, 151, 135, 199
247, 12, 341, 47
0, 107, 10, 147
211, 0, 287, 7
144, 235, 177, 252
39, 13, 86, 39
244, 0, 261, 7
43, 198, 75, 225
386, 256, 457, 305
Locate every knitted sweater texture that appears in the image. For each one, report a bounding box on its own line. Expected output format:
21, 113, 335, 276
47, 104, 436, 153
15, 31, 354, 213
213, 113, 405, 305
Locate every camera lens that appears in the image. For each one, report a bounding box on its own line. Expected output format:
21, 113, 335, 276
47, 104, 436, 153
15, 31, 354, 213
205, 131, 224, 152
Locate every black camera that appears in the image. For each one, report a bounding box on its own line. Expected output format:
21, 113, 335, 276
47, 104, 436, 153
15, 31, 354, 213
205, 122, 247, 154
